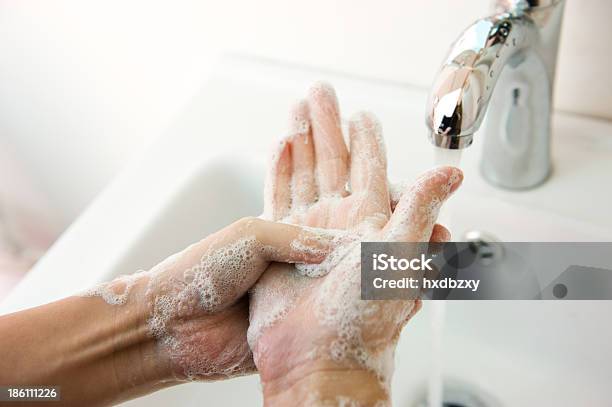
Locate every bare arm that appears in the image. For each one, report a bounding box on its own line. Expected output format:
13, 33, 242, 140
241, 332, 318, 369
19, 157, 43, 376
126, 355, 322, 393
0, 288, 172, 406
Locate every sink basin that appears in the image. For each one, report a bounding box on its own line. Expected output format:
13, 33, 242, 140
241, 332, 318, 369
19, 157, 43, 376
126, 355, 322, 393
3, 56, 612, 406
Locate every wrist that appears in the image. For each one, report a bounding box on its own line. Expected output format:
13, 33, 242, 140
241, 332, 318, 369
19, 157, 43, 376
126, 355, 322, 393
137, 270, 256, 381
262, 361, 391, 407
106, 276, 180, 398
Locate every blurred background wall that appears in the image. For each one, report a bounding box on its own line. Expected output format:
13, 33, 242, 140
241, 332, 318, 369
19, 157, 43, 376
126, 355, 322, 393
0, 0, 610, 230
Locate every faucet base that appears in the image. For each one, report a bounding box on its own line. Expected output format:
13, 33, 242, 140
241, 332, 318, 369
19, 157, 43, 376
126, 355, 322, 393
479, 50, 552, 189
481, 161, 552, 190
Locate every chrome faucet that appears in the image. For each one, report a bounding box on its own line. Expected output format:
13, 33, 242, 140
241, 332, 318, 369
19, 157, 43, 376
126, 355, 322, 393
426, 0, 565, 189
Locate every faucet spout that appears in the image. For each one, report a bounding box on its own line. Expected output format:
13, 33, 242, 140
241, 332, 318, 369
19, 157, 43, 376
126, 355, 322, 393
426, 0, 565, 189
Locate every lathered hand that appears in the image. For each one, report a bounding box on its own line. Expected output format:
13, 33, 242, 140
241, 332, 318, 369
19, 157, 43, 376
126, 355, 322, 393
82, 216, 337, 382
0, 201, 337, 406
249, 82, 463, 406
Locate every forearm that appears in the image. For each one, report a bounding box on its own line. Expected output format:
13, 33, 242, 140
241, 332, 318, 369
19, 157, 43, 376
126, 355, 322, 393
0, 281, 175, 406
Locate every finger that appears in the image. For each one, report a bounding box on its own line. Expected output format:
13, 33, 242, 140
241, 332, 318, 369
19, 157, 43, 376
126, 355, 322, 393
383, 167, 463, 242
426, 224, 451, 280
225, 217, 336, 264
389, 180, 408, 212
263, 137, 292, 221
159, 217, 335, 312
430, 223, 451, 243
402, 298, 422, 326
348, 111, 391, 219
307, 82, 349, 196
288, 100, 317, 208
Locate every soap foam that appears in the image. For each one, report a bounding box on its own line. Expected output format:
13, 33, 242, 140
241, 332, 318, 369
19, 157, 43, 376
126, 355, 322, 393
251, 225, 416, 392
349, 111, 387, 170
78, 236, 267, 380
388, 181, 407, 211
385, 167, 461, 241
80, 271, 146, 305
288, 99, 310, 137
144, 236, 265, 379
251, 104, 431, 390
312, 242, 415, 387
247, 265, 310, 349
247, 227, 355, 348
292, 228, 357, 277
78, 223, 340, 381
263, 138, 291, 221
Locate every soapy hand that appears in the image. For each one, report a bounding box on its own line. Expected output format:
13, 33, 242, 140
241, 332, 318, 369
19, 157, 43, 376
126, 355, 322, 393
83, 216, 336, 381
249, 83, 463, 405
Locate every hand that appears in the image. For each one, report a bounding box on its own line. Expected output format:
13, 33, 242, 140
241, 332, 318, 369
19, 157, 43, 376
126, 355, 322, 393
83, 216, 336, 382
248, 83, 463, 405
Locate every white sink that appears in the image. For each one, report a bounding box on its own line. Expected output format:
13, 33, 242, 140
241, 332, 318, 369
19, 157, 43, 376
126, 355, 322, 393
3, 56, 612, 406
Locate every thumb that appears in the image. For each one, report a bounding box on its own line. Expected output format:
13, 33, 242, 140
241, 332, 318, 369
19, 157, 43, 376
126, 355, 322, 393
383, 167, 462, 242
146, 217, 340, 314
